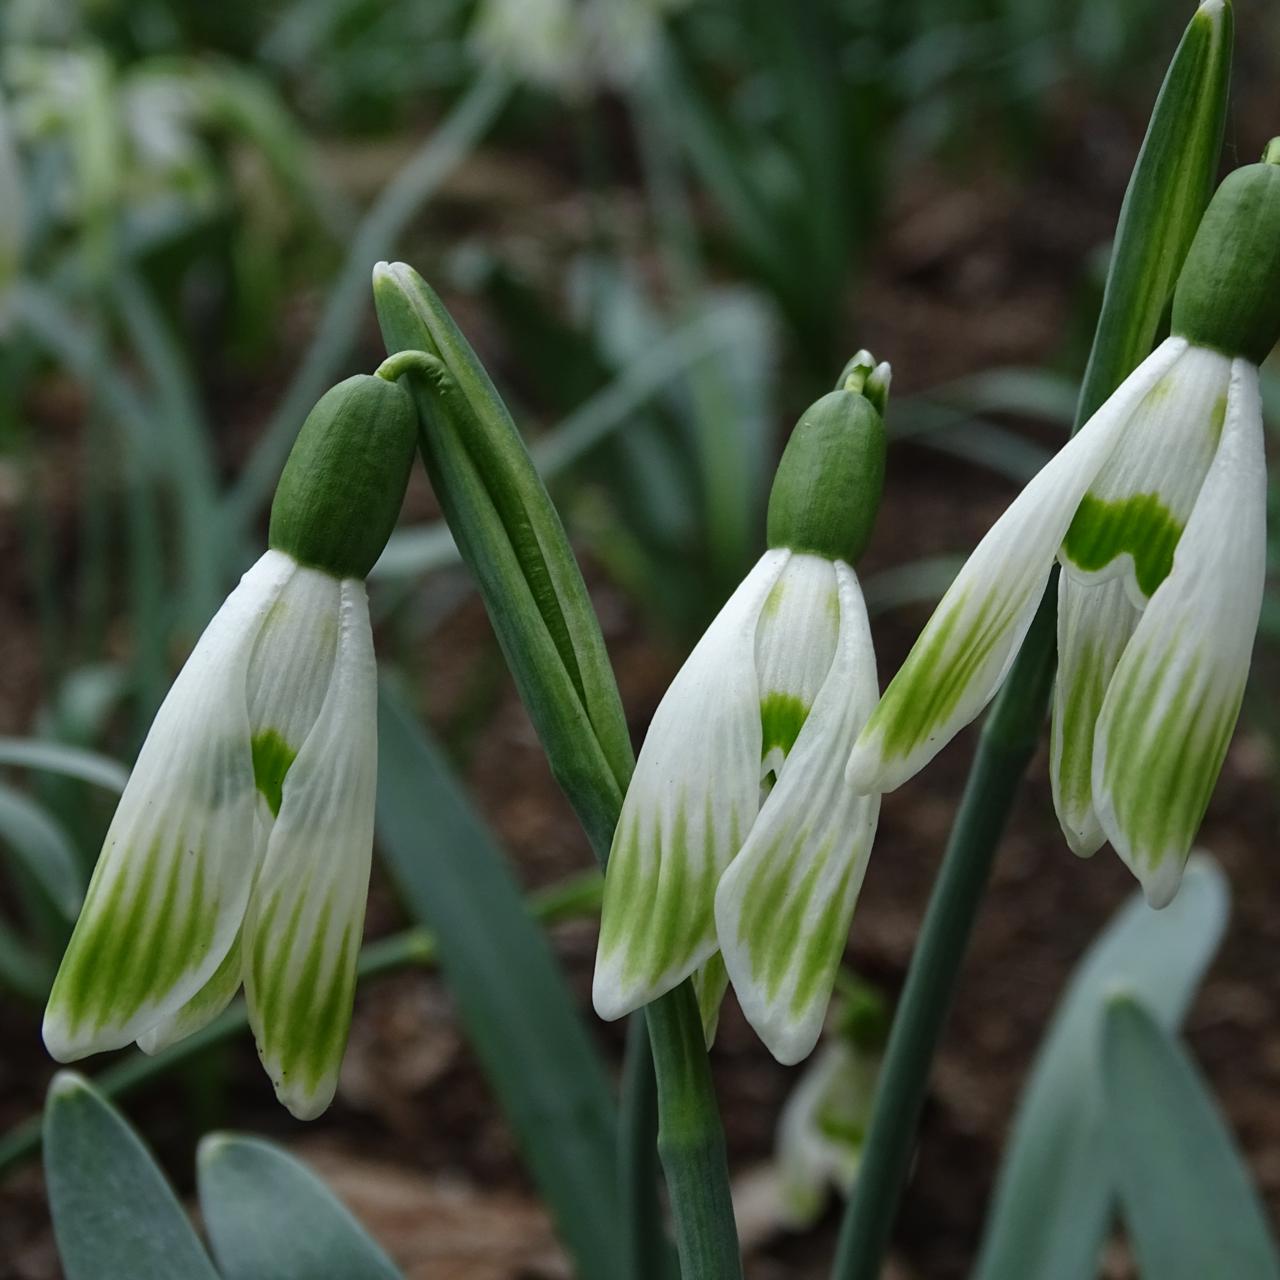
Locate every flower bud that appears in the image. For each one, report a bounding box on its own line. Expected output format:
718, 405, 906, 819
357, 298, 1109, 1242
268, 373, 418, 580
766, 358, 889, 566
1171, 145, 1280, 365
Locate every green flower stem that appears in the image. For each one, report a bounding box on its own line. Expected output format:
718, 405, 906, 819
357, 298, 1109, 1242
374, 266, 742, 1279
831, 595, 1057, 1277
831, 5, 1231, 1274
0, 870, 601, 1179
645, 988, 742, 1280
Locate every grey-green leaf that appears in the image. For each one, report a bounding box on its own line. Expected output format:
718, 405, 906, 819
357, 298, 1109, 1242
374, 683, 620, 1280
1101, 996, 1280, 1280
44, 1072, 219, 1280
198, 1133, 403, 1280
973, 855, 1230, 1280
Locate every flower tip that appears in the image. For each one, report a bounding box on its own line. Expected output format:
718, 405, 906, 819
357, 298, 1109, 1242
590, 969, 638, 1024
41, 1011, 92, 1065
844, 740, 888, 795
1061, 822, 1106, 859
1136, 857, 1186, 910
273, 1077, 337, 1123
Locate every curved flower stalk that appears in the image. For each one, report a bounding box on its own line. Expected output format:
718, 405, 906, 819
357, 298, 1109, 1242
849, 153, 1280, 908
594, 357, 889, 1064
44, 372, 418, 1119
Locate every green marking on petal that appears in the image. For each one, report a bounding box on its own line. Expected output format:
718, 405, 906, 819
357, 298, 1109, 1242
1062, 492, 1183, 598
1102, 642, 1242, 872
49, 834, 219, 1040
867, 588, 1020, 763
762, 577, 786, 619
761, 692, 810, 762
251, 730, 297, 818
1056, 640, 1108, 816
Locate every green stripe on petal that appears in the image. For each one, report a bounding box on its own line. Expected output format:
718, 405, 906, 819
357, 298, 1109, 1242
593, 552, 786, 1020
1094, 359, 1265, 906
1060, 343, 1230, 604
718, 563, 880, 1064
251, 730, 297, 819
244, 579, 377, 1120
43, 552, 291, 1061
848, 339, 1185, 794
1051, 574, 1139, 857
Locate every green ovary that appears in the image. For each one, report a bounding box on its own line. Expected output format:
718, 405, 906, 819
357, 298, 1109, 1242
252, 729, 297, 818
1061, 493, 1183, 599
761, 692, 809, 761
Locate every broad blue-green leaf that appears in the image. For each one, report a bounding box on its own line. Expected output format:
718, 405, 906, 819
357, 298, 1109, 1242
1101, 996, 1280, 1280
0, 783, 84, 918
44, 1072, 218, 1280
973, 856, 1229, 1280
198, 1133, 402, 1280
375, 683, 619, 1280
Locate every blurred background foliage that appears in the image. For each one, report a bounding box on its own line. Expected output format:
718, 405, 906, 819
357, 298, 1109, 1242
1, 1, 1278, 1276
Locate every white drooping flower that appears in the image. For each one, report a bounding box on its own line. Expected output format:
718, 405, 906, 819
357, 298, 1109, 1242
848, 153, 1280, 907
44, 372, 418, 1119
775, 1031, 881, 1229
594, 360, 888, 1064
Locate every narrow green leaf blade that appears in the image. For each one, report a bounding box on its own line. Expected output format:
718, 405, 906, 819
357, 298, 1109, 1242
1076, 0, 1233, 425
1101, 997, 1280, 1280
973, 856, 1229, 1280
0, 783, 85, 919
374, 683, 620, 1280
198, 1133, 402, 1280
0, 736, 129, 792
44, 1073, 219, 1280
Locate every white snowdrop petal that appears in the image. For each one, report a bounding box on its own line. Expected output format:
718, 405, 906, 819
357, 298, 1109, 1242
847, 338, 1185, 794
592, 550, 789, 1021
755, 554, 841, 779
1050, 573, 1139, 857
1094, 360, 1265, 906
717, 563, 880, 1064
44, 552, 293, 1061
243, 579, 378, 1120
1061, 342, 1232, 606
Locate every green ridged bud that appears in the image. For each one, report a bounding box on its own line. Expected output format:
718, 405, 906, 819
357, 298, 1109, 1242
268, 373, 418, 579
1171, 144, 1280, 365
766, 354, 889, 565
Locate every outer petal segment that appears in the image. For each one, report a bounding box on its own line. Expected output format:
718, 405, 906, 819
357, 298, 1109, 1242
1061, 342, 1231, 605
1093, 360, 1265, 907
716, 563, 880, 1064
244, 580, 378, 1120
592, 550, 788, 1021
43, 553, 293, 1060
847, 339, 1184, 794
1050, 574, 1139, 857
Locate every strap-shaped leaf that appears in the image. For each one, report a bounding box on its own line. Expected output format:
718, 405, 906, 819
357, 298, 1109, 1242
0, 737, 128, 792
973, 856, 1229, 1279
0, 782, 85, 919
375, 683, 620, 1280
44, 1073, 218, 1280
1101, 996, 1280, 1280
198, 1134, 402, 1280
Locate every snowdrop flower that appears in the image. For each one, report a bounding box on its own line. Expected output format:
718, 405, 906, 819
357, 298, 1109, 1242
774, 994, 885, 1229
594, 357, 889, 1063
44, 372, 418, 1119
848, 153, 1280, 907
